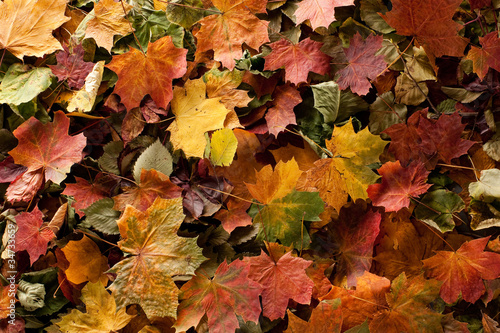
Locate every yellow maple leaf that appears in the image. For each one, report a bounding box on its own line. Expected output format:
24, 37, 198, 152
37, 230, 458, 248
246, 158, 303, 205
84, 0, 133, 52
54, 281, 134, 333
167, 78, 232, 158
0, 0, 69, 59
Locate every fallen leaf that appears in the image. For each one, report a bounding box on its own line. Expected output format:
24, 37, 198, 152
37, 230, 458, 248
108, 197, 206, 318
264, 38, 331, 85
295, 0, 354, 30
0, 0, 69, 58
423, 237, 500, 303
245, 250, 314, 320
62, 174, 111, 216
367, 160, 432, 212
84, 0, 134, 52
285, 299, 343, 333
336, 33, 387, 95
106, 35, 187, 110
174, 259, 263, 333
266, 84, 302, 136
209, 128, 238, 167
48, 44, 94, 90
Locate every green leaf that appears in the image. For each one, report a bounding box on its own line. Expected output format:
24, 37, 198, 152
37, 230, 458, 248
98, 141, 124, 175
360, 0, 394, 33
81, 198, 121, 235
0, 64, 53, 105
311, 81, 340, 124
248, 190, 324, 249
166, 0, 208, 29
415, 189, 465, 232
368, 91, 407, 136
133, 139, 173, 183
210, 128, 238, 167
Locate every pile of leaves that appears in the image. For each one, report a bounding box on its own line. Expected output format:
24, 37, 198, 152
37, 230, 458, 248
1, 0, 500, 331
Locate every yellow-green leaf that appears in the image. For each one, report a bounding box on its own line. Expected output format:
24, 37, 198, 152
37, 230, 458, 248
210, 128, 238, 166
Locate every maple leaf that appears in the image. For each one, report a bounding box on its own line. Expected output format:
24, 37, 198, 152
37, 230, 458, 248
108, 197, 206, 319
422, 237, 500, 303
84, 0, 134, 52
14, 206, 55, 265
167, 78, 232, 158
295, 0, 354, 30
0, 156, 26, 183
316, 204, 381, 287
266, 84, 302, 136
174, 259, 263, 333
0, 0, 69, 59
106, 35, 187, 111
62, 174, 111, 216
214, 198, 253, 233
321, 271, 391, 330
61, 235, 109, 285
285, 299, 343, 333
304, 119, 387, 211
369, 273, 443, 333
204, 67, 252, 110
380, 0, 468, 59
264, 38, 331, 85
0, 285, 17, 319
48, 44, 95, 90
245, 250, 314, 320
6, 111, 86, 202
55, 281, 134, 332
336, 33, 387, 96
383, 109, 475, 169
305, 258, 334, 298
246, 158, 303, 205
194, 0, 269, 70
367, 160, 432, 212
112, 169, 182, 211
466, 32, 500, 80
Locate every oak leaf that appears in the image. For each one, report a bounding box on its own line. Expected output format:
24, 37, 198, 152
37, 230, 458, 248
167, 78, 232, 158
48, 44, 95, 90
383, 109, 475, 169
422, 237, 500, 303
367, 160, 432, 212
61, 235, 109, 285
84, 0, 134, 52
6, 111, 86, 202
112, 169, 182, 212
285, 299, 343, 333
295, 0, 354, 30
245, 250, 314, 320
14, 206, 55, 265
380, 0, 468, 59
174, 259, 263, 333
336, 33, 387, 96
55, 281, 134, 333
264, 38, 331, 85
266, 84, 302, 136
108, 197, 206, 319
106, 35, 187, 111
0, 0, 69, 59
194, 0, 269, 70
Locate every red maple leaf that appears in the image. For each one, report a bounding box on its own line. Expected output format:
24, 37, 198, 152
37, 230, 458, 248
14, 206, 55, 265
382, 109, 475, 169
62, 174, 113, 216
294, 0, 354, 30
6, 111, 87, 202
367, 160, 432, 212
265, 84, 302, 136
317, 203, 381, 287
466, 32, 500, 80
380, 0, 468, 59
106, 36, 187, 110
174, 259, 263, 333
264, 38, 331, 85
336, 33, 387, 95
48, 44, 94, 90
245, 250, 314, 320
422, 237, 500, 303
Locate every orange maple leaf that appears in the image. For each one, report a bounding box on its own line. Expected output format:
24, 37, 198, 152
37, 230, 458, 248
106, 36, 187, 111
194, 0, 270, 70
